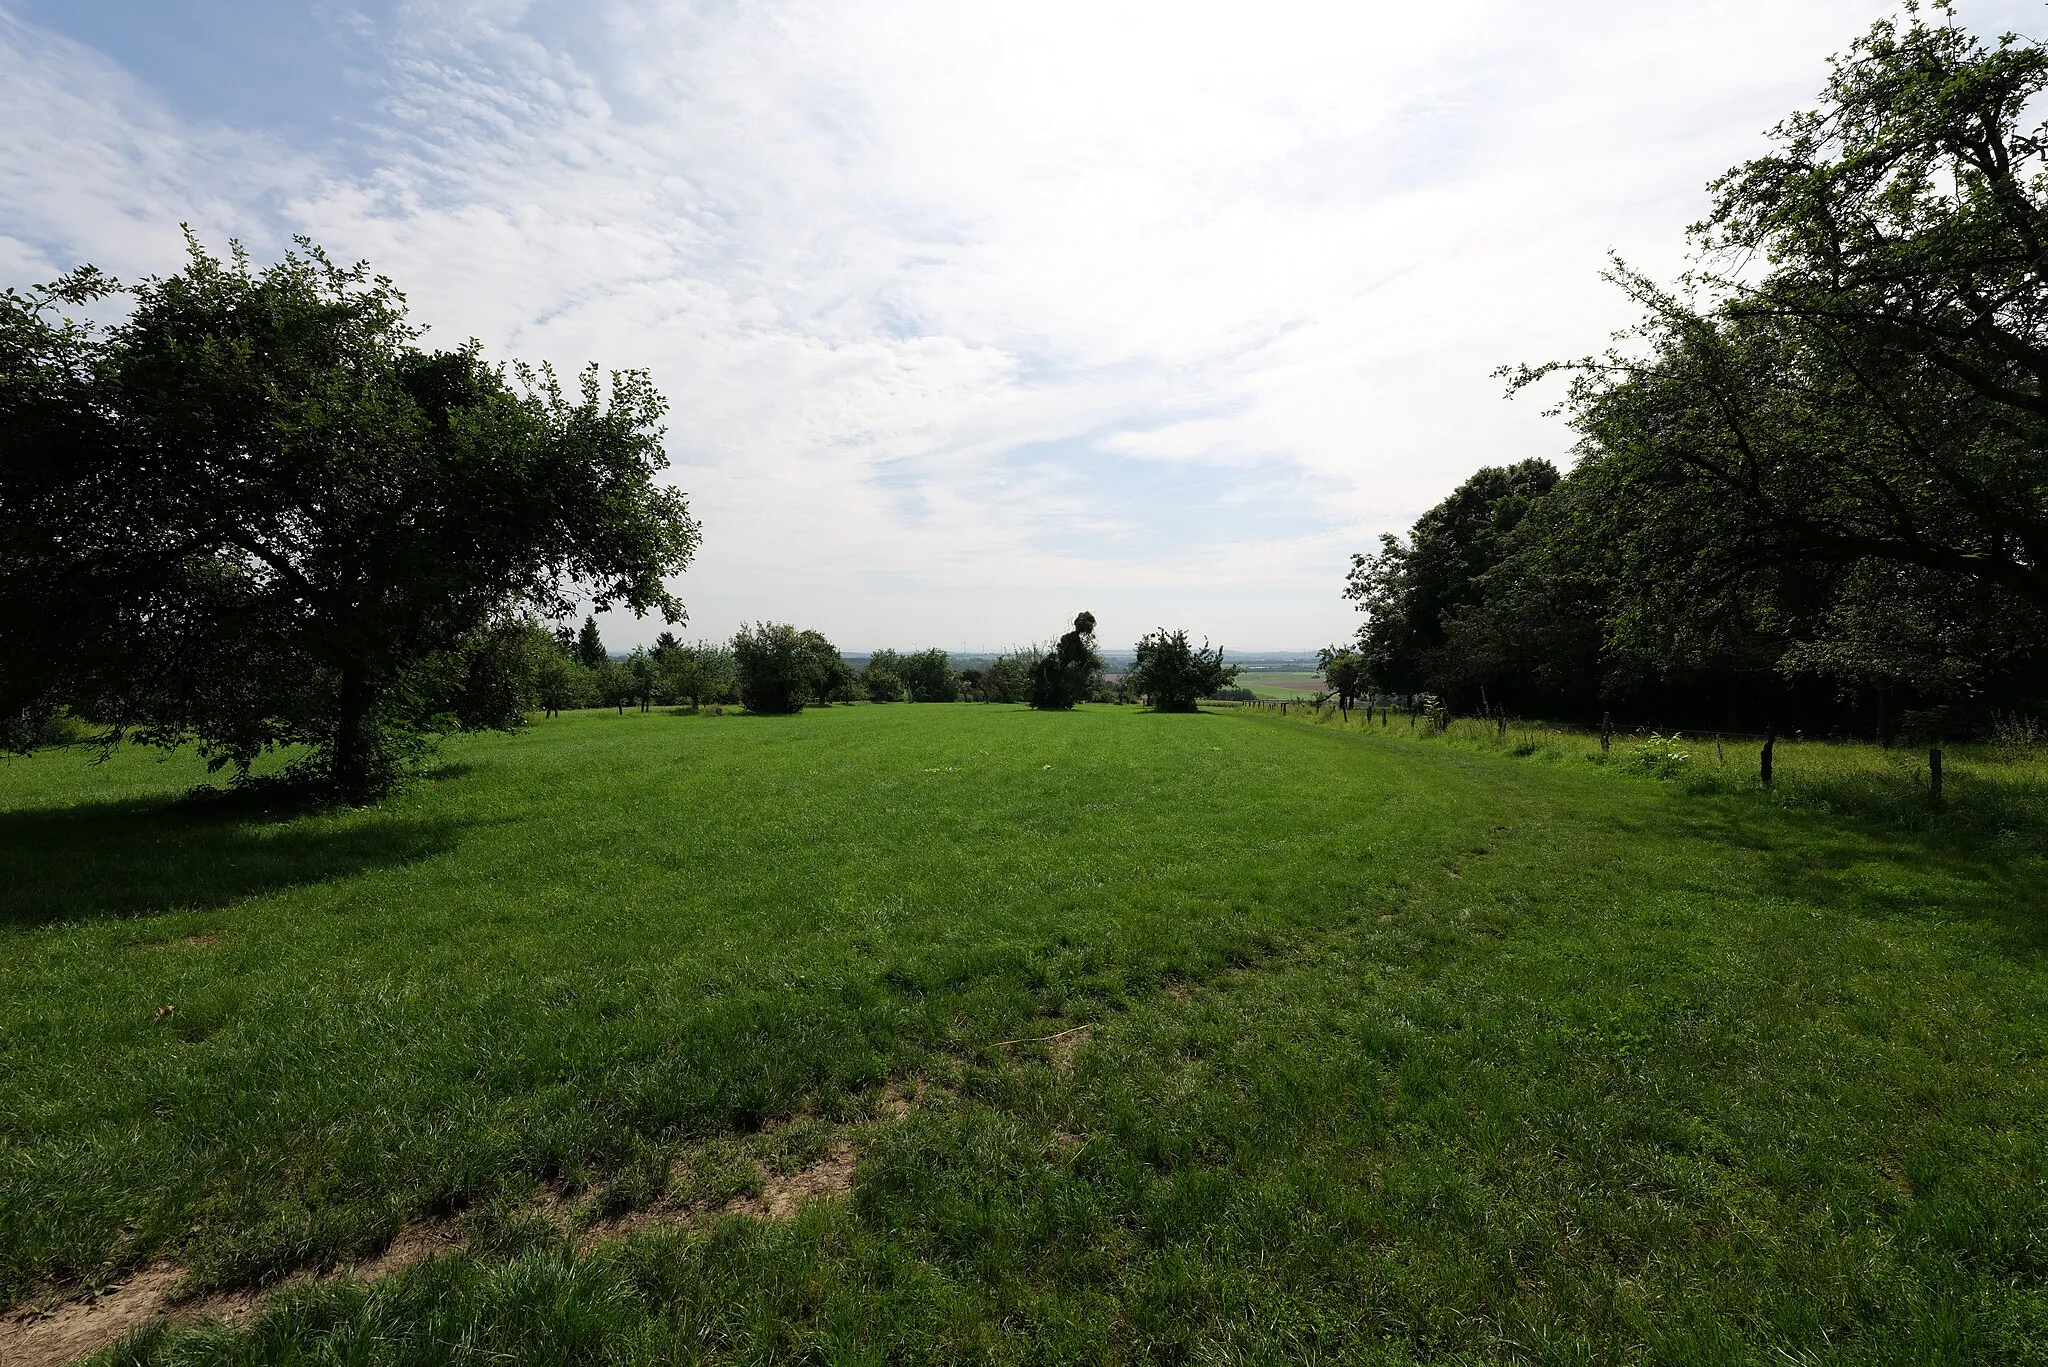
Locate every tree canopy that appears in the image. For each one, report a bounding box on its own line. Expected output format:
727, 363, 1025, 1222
1126, 629, 1236, 712
1350, 10, 2048, 736
0, 236, 699, 796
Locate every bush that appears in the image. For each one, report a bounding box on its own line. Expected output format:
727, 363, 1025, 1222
863, 651, 906, 703
1126, 628, 1238, 712
972, 652, 1035, 703
1625, 732, 1694, 778
804, 632, 857, 704
1029, 615, 1102, 711
654, 641, 737, 709
1993, 712, 2046, 761
899, 648, 958, 703
732, 623, 824, 715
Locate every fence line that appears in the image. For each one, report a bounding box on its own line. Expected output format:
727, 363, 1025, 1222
1218, 696, 1799, 745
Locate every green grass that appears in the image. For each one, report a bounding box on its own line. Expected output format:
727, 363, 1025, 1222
4, 704, 2047, 1364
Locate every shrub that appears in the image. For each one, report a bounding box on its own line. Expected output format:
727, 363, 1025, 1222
1126, 628, 1238, 712
1626, 732, 1694, 777
732, 622, 824, 715
803, 632, 857, 704
975, 652, 1035, 703
898, 648, 958, 703
655, 641, 737, 709
863, 651, 906, 703
1029, 614, 1102, 711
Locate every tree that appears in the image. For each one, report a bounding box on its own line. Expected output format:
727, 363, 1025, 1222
627, 648, 655, 712
1317, 646, 1366, 713
732, 622, 833, 714
802, 631, 856, 704
659, 640, 736, 710
863, 649, 905, 702
975, 651, 1035, 703
1344, 461, 1559, 701
1517, 13, 2048, 604
1126, 629, 1237, 712
1028, 613, 1102, 710
598, 658, 639, 714
898, 648, 959, 702
531, 628, 591, 718
1466, 9, 2048, 732
0, 236, 699, 798
575, 616, 608, 671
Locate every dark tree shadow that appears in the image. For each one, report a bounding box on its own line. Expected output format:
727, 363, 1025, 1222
0, 794, 469, 929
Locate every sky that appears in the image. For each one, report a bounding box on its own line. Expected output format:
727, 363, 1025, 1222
3, 1, 2039, 652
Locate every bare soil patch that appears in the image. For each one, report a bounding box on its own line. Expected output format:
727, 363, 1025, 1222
0, 1090, 921, 1366
1, 1266, 185, 1367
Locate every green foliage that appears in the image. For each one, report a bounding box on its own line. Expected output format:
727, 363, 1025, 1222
1464, 11, 2048, 731
861, 650, 906, 703
574, 616, 607, 671
967, 651, 1035, 703
1623, 730, 1694, 777
654, 640, 736, 710
897, 648, 959, 703
1314, 646, 1366, 709
801, 630, 856, 705
0, 235, 699, 799
730, 622, 817, 715
1125, 628, 1237, 712
1355, 12, 2048, 736
1028, 613, 1102, 711
730, 624, 846, 713
597, 658, 639, 715
3, 707, 2044, 1360
1344, 460, 1559, 699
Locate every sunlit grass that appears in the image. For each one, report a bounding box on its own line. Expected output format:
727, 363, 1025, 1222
1263, 700, 2048, 850
4, 703, 2045, 1364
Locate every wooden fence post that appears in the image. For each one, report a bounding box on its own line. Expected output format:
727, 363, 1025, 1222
1761, 728, 1775, 788
1929, 745, 1944, 804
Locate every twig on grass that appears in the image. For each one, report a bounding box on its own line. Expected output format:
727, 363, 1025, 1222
989, 1023, 1095, 1049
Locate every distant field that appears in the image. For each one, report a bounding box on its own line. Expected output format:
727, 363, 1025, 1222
3, 705, 2046, 1364
1234, 669, 1324, 698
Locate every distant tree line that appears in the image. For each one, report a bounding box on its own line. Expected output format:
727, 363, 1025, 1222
1340, 14, 2048, 740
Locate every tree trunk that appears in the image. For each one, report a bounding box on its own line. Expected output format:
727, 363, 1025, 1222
333, 665, 378, 802
1761, 729, 1776, 788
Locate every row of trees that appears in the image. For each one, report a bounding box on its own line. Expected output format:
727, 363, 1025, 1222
515, 610, 1240, 716
1337, 13, 2048, 739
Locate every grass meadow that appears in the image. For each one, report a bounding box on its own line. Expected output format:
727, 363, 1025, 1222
3, 703, 2046, 1364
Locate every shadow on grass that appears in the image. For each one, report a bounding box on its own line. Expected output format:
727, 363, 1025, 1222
1652, 788, 2048, 963
0, 794, 468, 929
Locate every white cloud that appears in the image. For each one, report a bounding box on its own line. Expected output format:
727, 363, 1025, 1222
4, 0, 2036, 649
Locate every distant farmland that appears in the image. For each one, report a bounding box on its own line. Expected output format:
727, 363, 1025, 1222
1235, 669, 1323, 698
